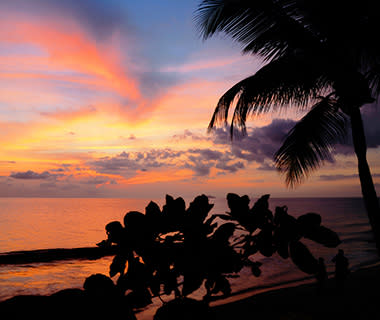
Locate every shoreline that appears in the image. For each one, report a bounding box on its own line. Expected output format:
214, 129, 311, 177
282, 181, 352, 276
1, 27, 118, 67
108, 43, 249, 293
208, 259, 380, 307
209, 263, 380, 319
0, 246, 117, 265
1, 262, 379, 319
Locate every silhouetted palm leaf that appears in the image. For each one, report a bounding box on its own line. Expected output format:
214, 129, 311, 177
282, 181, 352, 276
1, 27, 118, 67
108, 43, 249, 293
197, 3, 380, 256
208, 53, 332, 135
274, 97, 348, 186
196, 0, 317, 61
366, 64, 380, 98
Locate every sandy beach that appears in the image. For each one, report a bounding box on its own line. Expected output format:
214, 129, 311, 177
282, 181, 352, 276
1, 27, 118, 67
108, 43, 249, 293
1, 263, 379, 319
210, 264, 380, 320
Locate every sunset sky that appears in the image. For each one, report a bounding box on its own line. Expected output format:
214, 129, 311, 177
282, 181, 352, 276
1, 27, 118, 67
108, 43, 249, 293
0, 0, 379, 199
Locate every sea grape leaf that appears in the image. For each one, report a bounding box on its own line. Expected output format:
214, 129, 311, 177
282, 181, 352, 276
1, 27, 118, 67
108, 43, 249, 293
249, 261, 262, 277
174, 197, 186, 213
289, 241, 318, 274
109, 255, 127, 277
207, 275, 231, 296
163, 270, 178, 295
252, 194, 270, 211
226, 193, 249, 218
150, 274, 161, 296
166, 194, 174, 205
205, 214, 218, 226
273, 226, 291, 259
277, 240, 289, 259
297, 213, 322, 235
145, 201, 161, 220
216, 276, 231, 296
242, 239, 258, 256
212, 223, 236, 244
251, 194, 272, 227
123, 211, 146, 230
214, 214, 237, 221
274, 206, 285, 225
182, 272, 204, 296
162, 196, 186, 231
304, 226, 341, 248
105, 221, 124, 244
203, 215, 218, 235
255, 227, 274, 257
205, 277, 215, 295
274, 209, 301, 243
187, 194, 214, 223
126, 288, 152, 309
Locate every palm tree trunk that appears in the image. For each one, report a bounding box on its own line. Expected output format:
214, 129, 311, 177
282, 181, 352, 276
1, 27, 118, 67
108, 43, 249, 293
350, 107, 380, 255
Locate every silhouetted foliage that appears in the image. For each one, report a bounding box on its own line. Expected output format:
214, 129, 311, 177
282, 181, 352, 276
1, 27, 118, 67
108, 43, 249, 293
195, 0, 380, 254
91, 193, 340, 318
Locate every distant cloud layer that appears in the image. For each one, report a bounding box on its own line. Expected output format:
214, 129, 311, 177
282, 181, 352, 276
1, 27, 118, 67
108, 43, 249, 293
10, 170, 52, 180
212, 119, 297, 163
0, 0, 379, 198
88, 147, 245, 178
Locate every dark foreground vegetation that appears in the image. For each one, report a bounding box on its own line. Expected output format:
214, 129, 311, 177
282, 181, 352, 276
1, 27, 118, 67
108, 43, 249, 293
1, 194, 341, 319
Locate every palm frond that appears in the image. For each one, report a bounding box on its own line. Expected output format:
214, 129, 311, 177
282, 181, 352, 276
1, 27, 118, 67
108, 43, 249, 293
195, 0, 318, 61
366, 65, 380, 99
274, 97, 348, 187
208, 53, 332, 135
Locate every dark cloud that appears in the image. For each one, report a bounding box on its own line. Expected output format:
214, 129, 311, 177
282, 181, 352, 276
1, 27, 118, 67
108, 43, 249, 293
10, 170, 52, 180
40, 182, 57, 188
184, 160, 212, 176
319, 174, 358, 181
215, 161, 245, 173
88, 113, 380, 182
184, 149, 245, 176
211, 109, 380, 167
257, 162, 277, 171
89, 147, 247, 178
172, 130, 210, 142
89, 149, 183, 174
319, 173, 380, 181
212, 119, 296, 164
188, 149, 223, 161
81, 177, 117, 185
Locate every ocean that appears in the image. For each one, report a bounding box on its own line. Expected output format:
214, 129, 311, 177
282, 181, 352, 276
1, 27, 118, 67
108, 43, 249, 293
0, 197, 379, 319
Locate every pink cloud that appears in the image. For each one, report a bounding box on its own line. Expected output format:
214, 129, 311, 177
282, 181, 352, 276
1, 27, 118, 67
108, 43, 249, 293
161, 56, 245, 73
0, 15, 141, 102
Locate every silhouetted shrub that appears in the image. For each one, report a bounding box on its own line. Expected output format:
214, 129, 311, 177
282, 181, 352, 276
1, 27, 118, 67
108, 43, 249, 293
83, 273, 117, 298
90, 193, 340, 318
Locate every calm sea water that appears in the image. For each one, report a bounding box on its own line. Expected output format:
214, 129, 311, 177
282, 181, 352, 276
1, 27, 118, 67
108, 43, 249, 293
0, 197, 379, 319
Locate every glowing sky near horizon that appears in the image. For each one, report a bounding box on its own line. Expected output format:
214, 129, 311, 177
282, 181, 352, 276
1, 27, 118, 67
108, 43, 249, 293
0, 0, 379, 198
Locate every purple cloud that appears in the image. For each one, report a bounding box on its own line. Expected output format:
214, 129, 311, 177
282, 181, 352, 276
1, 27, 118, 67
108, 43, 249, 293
212, 119, 296, 164
10, 170, 52, 180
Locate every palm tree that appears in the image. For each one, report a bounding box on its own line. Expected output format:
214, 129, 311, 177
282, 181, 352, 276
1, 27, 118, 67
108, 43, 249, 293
195, 0, 380, 253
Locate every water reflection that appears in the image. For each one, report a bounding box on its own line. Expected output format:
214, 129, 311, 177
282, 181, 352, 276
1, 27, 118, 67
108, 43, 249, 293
0, 256, 113, 301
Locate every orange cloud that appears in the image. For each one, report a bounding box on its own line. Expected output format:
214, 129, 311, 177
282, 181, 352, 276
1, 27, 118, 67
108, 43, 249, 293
0, 17, 141, 101
40, 105, 97, 121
